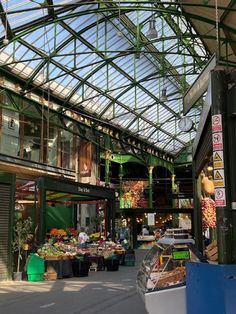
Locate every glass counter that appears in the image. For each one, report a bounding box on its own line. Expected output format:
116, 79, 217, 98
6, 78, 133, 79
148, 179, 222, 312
137, 240, 207, 314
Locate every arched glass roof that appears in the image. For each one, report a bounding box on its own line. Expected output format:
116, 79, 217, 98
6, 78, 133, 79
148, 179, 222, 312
0, 1, 234, 157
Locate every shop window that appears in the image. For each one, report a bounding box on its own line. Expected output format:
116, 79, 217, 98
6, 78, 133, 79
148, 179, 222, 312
22, 118, 41, 162
61, 129, 73, 169
79, 140, 92, 177
47, 125, 58, 167
0, 109, 20, 157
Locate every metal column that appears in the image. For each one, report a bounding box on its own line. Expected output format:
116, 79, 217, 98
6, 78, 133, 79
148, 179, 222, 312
211, 69, 233, 264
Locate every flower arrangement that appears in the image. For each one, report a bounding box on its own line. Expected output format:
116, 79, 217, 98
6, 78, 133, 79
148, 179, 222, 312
66, 227, 78, 237
49, 228, 66, 236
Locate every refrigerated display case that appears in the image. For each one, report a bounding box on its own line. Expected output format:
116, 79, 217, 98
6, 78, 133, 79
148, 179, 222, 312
137, 234, 206, 314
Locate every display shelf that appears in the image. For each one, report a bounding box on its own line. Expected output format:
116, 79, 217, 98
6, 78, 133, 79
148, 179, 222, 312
137, 234, 207, 314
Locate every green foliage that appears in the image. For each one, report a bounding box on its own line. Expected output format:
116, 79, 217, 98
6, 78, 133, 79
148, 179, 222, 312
12, 217, 33, 273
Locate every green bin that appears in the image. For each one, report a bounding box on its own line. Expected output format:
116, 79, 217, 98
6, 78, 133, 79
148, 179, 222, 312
27, 253, 45, 281
124, 253, 135, 266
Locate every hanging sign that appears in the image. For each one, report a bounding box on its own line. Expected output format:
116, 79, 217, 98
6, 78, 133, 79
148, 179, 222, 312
213, 151, 224, 169
212, 132, 223, 151
212, 114, 222, 132
183, 54, 216, 114
215, 188, 226, 207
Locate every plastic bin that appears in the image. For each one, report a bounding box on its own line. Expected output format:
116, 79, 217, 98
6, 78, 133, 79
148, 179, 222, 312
28, 274, 44, 281
124, 253, 135, 266
71, 260, 90, 277
106, 258, 119, 271
27, 253, 45, 281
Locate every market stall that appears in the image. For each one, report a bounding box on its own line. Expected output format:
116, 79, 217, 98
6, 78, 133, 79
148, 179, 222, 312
35, 227, 127, 279
137, 229, 206, 314
137, 235, 156, 249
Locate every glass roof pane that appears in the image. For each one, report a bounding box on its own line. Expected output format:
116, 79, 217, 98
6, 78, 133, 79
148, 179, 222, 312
1, 0, 45, 33
0, 2, 209, 156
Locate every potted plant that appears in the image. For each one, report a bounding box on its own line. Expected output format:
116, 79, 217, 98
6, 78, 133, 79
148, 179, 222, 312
12, 216, 32, 281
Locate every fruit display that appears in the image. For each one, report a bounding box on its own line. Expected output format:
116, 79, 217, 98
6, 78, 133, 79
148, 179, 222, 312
201, 197, 216, 231
37, 243, 64, 259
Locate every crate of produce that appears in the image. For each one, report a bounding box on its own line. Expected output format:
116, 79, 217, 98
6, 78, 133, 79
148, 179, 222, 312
45, 271, 57, 280
45, 255, 60, 260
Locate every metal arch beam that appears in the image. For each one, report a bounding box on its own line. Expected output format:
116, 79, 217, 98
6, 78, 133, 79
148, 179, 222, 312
21, 10, 129, 90
0, 7, 133, 46
14, 35, 189, 149
89, 7, 192, 118
58, 22, 183, 118
1, 4, 236, 44
219, 0, 236, 23
98, 79, 177, 119
60, 53, 133, 108
16, 37, 175, 143
58, 20, 208, 114
0, 2, 13, 40
1, 5, 233, 93
157, 3, 209, 67
123, 93, 181, 130
98, 56, 205, 118
0, 1, 235, 15
116, 10, 184, 86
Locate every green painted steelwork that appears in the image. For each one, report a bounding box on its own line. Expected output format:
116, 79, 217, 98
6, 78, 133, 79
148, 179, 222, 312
148, 166, 153, 208
0, 85, 175, 164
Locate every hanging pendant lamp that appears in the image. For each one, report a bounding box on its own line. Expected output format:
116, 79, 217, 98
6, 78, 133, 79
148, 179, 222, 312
160, 88, 168, 102
146, 17, 158, 39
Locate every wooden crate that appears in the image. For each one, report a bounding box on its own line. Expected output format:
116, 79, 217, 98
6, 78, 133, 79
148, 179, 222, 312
45, 272, 57, 280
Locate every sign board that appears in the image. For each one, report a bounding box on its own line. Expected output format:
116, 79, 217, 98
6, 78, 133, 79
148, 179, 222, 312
172, 193, 193, 199
232, 202, 236, 210
213, 151, 224, 169
183, 54, 216, 114
172, 249, 190, 260
215, 188, 226, 207
212, 132, 223, 151
212, 114, 222, 132
147, 213, 155, 226
214, 169, 225, 187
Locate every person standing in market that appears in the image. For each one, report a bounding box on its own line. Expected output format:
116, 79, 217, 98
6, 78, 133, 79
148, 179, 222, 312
78, 227, 89, 248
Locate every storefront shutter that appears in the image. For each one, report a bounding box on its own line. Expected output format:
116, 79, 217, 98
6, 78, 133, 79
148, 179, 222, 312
0, 184, 11, 280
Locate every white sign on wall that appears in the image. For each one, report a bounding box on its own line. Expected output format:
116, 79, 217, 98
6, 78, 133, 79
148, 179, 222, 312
147, 213, 155, 226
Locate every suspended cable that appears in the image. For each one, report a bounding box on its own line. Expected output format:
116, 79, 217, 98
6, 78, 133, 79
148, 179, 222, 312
215, 0, 220, 59
3, 0, 9, 45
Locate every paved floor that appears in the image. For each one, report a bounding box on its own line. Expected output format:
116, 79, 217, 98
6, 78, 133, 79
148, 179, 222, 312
0, 250, 148, 314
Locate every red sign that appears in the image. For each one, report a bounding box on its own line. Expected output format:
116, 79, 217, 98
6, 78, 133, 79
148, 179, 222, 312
212, 132, 223, 151
212, 114, 222, 132
215, 188, 226, 207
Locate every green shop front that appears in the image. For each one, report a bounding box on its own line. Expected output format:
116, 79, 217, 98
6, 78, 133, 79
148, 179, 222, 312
36, 177, 116, 245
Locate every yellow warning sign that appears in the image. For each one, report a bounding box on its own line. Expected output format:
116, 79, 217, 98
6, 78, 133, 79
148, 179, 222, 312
213, 151, 224, 169
214, 152, 222, 161
214, 169, 225, 188
214, 171, 223, 180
